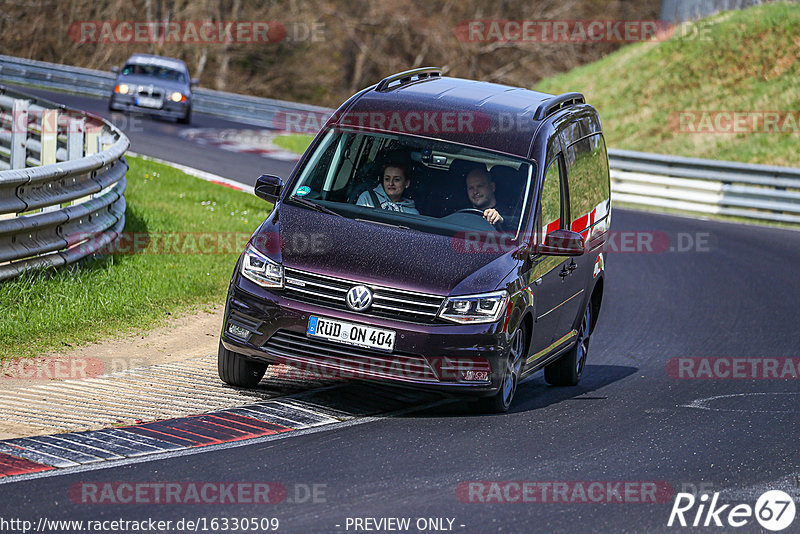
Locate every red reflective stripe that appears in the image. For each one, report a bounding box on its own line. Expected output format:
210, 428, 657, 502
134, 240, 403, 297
545, 218, 560, 234
571, 213, 589, 233
502, 299, 514, 333
570, 207, 599, 235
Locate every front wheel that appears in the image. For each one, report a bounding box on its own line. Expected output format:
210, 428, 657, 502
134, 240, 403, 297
218, 341, 268, 387
177, 106, 192, 125
475, 326, 526, 413
544, 302, 592, 386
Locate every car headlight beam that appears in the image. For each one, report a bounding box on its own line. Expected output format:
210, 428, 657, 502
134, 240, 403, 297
241, 245, 284, 289
169, 91, 187, 103
438, 290, 509, 324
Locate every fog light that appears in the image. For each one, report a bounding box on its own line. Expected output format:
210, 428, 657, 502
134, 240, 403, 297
227, 323, 251, 338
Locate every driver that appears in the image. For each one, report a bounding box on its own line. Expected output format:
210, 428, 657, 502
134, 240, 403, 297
465, 168, 505, 225
357, 162, 419, 214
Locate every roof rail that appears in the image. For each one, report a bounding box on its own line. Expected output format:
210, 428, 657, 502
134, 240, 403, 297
375, 67, 442, 92
533, 92, 586, 120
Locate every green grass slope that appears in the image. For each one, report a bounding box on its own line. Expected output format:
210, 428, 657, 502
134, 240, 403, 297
535, 2, 800, 167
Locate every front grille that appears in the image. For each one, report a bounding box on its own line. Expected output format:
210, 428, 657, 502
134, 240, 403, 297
282, 267, 445, 323
263, 330, 439, 382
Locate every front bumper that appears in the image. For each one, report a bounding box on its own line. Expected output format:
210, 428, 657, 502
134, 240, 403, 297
221, 274, 512, 396
109, 94, 190, 119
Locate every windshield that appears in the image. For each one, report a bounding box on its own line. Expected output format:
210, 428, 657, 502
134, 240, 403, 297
288, 128, 534, 237
121, 64, 187, 83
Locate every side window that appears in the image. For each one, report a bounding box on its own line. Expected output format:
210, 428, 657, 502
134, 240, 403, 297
594, 134, 611, 202
539, 157, 563, 243
565, 133, 610, 233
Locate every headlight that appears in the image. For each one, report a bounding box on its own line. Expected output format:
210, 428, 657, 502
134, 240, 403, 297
115, 84, 130, 94
169, 91, 187, 103
438, 290, 509, 324
241, 245, 283, 288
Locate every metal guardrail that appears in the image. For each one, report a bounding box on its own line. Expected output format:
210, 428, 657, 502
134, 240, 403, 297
2, 55, 798, 226
609, 149, 800, 225
0, 85, 129, 281
0, 54, 332, 128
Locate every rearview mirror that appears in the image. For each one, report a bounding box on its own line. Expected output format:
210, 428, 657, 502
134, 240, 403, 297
535, 229, 585, 256
255, 174, 283, 203
111, 66, 119, 74
190, 78, 200, 87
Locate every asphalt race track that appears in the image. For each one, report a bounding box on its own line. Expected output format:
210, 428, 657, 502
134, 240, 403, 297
3, 88, 799, 533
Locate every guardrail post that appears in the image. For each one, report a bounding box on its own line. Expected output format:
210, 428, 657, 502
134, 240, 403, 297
9, 98, 27, 169
67, 114, 85, 160
40, 109, 57, 166
38, 109, 59, 213
85, 126, 100, 156
66, 114, 86, 207
85, 122, 102, 200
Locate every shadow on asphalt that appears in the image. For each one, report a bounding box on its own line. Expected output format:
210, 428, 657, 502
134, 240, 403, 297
261, 363, 638, 420
396, 364, 638, 418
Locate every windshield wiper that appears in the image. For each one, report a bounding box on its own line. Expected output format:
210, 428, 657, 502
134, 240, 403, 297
288, 196, 343, 217
354, 218, 410, 230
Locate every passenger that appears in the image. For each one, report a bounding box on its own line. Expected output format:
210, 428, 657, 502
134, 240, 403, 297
357, 162, 419, 214
465, 168, 506, 225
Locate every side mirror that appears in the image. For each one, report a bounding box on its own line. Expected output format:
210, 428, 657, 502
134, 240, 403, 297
190, 78, 200, 87
535, 229, 585, 256
111, 66, 119, 74
255, 174, 283, 203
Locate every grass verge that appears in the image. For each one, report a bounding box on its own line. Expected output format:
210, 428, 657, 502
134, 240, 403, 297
0, 156, 272, 360
535, 3, 800, 167
273, 133, 315, 155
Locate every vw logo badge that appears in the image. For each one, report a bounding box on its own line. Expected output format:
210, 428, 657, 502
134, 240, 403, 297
346, 285, 373, 312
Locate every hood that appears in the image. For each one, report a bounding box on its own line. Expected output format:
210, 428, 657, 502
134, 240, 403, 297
252, 203, 520, 296
115, 74, 190, 93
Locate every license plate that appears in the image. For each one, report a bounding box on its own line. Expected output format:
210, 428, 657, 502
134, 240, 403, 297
307, 316, 395, 352
136, 96, 162, 109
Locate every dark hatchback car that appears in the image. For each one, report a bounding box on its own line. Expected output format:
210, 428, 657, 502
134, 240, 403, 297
108, 53, 195, 124
219, 68, 610, 412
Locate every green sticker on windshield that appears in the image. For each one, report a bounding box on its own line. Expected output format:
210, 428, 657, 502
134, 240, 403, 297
296, 186, 311, 196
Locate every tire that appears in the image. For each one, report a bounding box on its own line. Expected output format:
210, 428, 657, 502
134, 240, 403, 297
475, 326, 526, 414
544, 301, 592, 386
177, 107, 191, 125
218, 341, 268, 387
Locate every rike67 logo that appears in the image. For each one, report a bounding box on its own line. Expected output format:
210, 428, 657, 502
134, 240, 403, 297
668, 490, 796, 531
